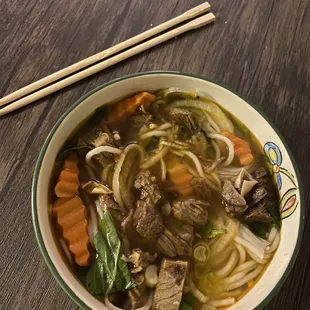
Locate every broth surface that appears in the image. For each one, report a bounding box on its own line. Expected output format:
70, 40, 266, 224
50, 89, 281, 309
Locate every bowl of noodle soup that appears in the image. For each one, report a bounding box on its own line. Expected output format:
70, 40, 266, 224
32, 71, 304, 310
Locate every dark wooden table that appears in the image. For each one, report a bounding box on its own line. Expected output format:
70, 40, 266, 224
1, 0, 309, 309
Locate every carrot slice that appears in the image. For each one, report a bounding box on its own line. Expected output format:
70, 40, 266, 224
107, 92, 156, 126
74, 251, 91, 267
166, 154, 193, 196
53, 196, 83, 218
234, 145, 251, 157
54, 153, 80, 198
55, 180, 79, 198
221, 131, 254, 166
57, 204, 87, 230
53, 154, 90, 266
63, 220, 88, 243
53, 197, 90, 266
239, 153, 254, 166
63, 153, 79, 174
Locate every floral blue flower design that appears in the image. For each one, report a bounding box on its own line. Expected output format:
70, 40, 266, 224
264, 142, 298, 219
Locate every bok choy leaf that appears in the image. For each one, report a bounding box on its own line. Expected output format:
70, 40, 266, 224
86, 253, 106, 295
86, 207, 134, 295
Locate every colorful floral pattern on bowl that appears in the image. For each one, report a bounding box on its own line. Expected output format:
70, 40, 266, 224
32, 71, 304, 310
264, 142, 299, 219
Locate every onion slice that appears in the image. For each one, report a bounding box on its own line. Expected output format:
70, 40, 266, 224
85, 146, 122, 167
182, 151, 205, 178
58, 238, 73, 264
112, 144, 144, 212
140, 131, 169, 140
207, 133, 234, 166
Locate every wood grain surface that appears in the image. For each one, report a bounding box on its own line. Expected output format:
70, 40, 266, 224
0, 0, 309, 309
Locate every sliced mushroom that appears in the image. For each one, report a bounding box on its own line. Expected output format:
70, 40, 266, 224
81, 180, 112, 194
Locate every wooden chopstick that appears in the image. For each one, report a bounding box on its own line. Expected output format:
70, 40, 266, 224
0, 2, 211, 108
0, 10, 215, 117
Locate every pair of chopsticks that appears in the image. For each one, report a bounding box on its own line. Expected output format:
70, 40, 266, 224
0, 2, 215, 117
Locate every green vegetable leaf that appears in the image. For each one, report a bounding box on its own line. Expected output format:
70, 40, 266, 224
234, 121, 251, 140
99, 209, 133, 290
182, 294, 196, 308
267, 204, 281, 228
199, 224, 227, 239
250, 223, 267, 239
180, 294, 196, 310
145, 136, 160, 152
86, 208, 134, 295
179, 301, 194, 310
93, 231, 116, 293
86, 254, 106, 295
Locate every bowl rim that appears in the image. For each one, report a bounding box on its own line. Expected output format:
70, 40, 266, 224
31, 70, 305, 310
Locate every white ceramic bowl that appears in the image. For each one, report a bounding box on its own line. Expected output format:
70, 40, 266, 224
32, 71, 304, 310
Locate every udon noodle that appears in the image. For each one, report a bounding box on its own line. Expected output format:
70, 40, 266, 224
50, 89, 281, 309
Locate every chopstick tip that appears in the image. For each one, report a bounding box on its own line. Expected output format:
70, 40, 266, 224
185, 2, 211, 19
190, 12, 216, 29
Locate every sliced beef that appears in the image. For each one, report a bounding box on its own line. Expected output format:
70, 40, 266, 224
222, 180, 247, 206
127, 287, 148, 309
192, 178, 212, 200
223, 200, 248, 215
78, 122, 117, 168
252, 167, 268, 180
222, 180, 248, 216
131, 114, 153, 131
246, 185, 268, 206
133, 199, 164, 240
134, 171, 162, 204
243, 202, 273, 223
124, 249, 156, 309
156, 218, 193, 257
172, 198, 209, 226
156, 233, 175, 257
79, 121, 114, 148
252, 167, 272, 188
170, 108, 197, 135
222, 167, 280, 225
125, 272, 148, 309
256, 177, 268, 187
242, 167, 279, 224
153, 259, 188, 310
133, 171, 164, 240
